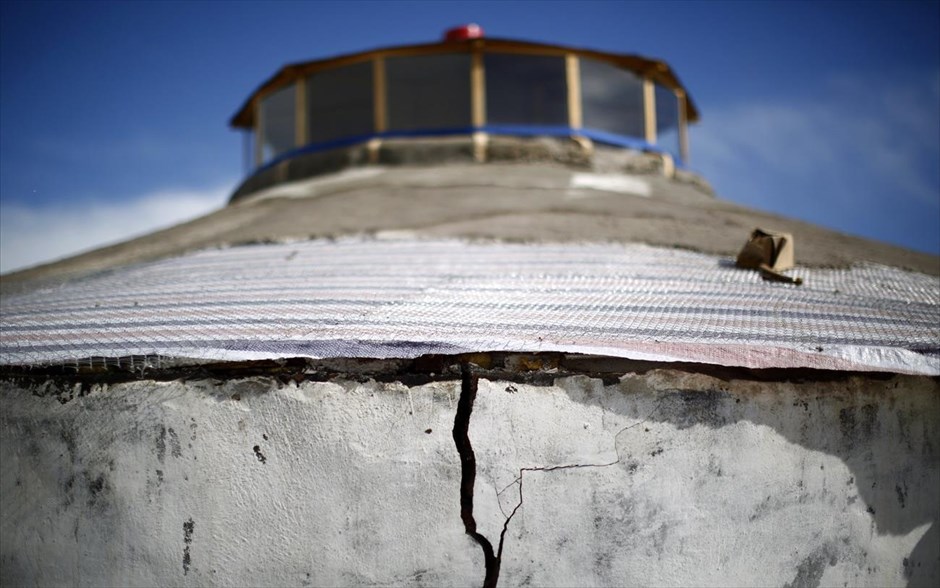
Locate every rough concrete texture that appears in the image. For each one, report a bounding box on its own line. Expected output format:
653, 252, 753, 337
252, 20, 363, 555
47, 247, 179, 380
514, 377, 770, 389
2, 367, 937, 587
4, 138, 937, 294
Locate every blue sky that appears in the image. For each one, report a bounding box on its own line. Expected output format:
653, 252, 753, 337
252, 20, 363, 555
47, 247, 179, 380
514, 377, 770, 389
1, 0, 938, 273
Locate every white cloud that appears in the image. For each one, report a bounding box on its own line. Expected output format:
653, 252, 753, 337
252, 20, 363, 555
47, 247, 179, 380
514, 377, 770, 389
0, 183, 232, 274
690, 70, 940, 253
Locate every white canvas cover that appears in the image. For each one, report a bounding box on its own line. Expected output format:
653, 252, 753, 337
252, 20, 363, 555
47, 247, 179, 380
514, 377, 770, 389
1, 239, 937, 374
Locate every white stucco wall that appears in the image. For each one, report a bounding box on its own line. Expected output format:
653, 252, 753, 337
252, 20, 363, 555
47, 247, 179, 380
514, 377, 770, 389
1, 369, 937, 587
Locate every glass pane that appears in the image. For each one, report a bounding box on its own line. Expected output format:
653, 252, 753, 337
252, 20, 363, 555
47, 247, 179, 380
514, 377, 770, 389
485, 53, 568, 126
243, 129, 254, 172
655, 84, 680, 160
260, 84, 295, 164
307, 61, 374, 144
580, 58, 644, 138
386, 53, 472, 131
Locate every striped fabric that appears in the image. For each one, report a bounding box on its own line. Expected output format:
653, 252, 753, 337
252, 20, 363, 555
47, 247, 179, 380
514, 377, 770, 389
1, 239, 938, 374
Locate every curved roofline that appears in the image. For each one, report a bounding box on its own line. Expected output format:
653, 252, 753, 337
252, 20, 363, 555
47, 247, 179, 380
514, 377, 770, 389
229, 37, 699, 129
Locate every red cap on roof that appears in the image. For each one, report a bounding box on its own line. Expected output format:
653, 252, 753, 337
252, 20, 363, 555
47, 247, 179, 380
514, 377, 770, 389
443, 24, 484, 41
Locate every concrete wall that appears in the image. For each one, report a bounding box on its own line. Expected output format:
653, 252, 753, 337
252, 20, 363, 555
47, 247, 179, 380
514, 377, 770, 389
1, 369, 937, 587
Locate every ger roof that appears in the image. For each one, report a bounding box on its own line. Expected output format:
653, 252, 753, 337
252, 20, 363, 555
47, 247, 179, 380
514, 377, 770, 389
3, 237, 937, 374
3, 148, 937, 292
1, 145, 937, 375
229, 37, 700, 129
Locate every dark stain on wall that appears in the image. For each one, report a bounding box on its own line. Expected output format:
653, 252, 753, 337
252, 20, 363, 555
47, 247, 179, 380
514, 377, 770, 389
83, 469, 112, 511
156, 426, 166, 464
183, 518, 195, 575
146, 468, 165, 503
87, 474, 105, 505
168, 428, 182, 458
59, 428, 76, 461
838, 404, 879, 449
156, 425, 182, 461
896, 482, 908, 509
63, 475, 75, 508
657, 389, 730, 429
783, 544, 837, 588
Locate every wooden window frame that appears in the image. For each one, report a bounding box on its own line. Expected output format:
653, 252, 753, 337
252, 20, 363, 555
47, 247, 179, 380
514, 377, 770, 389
373, 57, 387, 133
678, 90, 689, 164
643, 77, 656, 145
565, 54, 582, 130
249, 45, 691, 168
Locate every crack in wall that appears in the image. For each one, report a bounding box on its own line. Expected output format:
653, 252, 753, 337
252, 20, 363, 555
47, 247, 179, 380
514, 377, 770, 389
495, 398, 665, 536
452, 363, 503, 588
454, 368, 665, 587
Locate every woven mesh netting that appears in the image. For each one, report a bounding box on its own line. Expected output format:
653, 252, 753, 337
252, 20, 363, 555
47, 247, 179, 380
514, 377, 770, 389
2, 239, 937, 373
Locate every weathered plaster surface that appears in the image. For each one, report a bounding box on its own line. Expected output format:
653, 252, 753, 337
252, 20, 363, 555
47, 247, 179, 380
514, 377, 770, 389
5, 155, 937, 294
1, 370, 937, 587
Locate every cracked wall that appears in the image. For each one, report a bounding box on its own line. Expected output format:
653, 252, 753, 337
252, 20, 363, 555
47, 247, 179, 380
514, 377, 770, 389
1, 369, 937, 587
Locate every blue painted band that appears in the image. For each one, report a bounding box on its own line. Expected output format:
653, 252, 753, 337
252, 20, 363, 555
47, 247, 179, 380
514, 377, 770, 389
255, 125, 683, 173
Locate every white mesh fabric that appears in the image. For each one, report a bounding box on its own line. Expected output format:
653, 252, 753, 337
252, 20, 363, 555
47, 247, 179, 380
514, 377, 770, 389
2, 239, 937, 374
